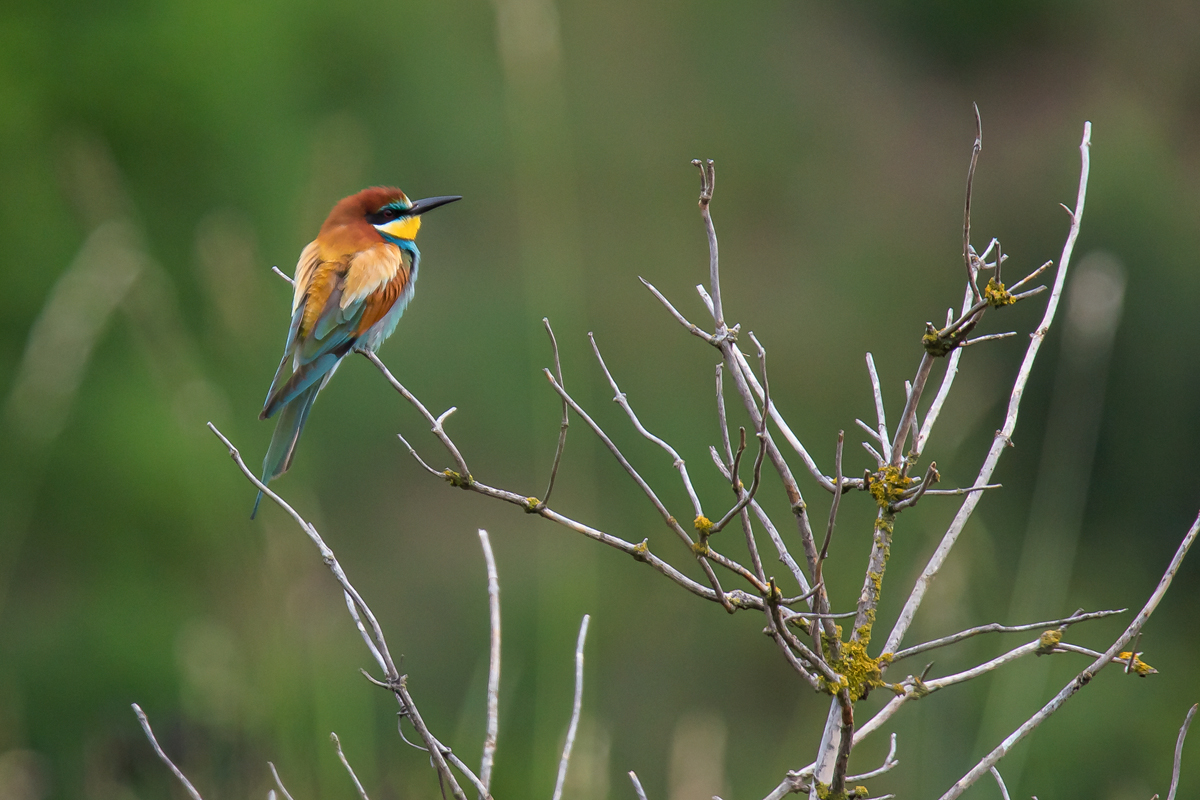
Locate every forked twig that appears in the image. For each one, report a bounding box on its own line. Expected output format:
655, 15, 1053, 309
885, 121, 1094, 658
939, 510, 1200, 799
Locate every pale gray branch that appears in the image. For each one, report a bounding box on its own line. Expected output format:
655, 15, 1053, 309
552, 615, 591, 800
889, 608, 1125, 663
1168, 704, 1198, 800
132, 704, 205, 800
629, 771, 650, 800
268, 762, 296, 800
885, 121, 1094, 658
590, 332, 705, 519
331, 732, 371, 800
865, 353, 891, 462
938, 506, 1199, 800
479, 530, 501, 797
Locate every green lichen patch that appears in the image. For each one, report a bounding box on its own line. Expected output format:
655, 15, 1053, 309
1117, 651, 1158, 676
443, 469, 473, 488
984, 276, 1016, 307
922, 327, 957, 357
866, 466, 912, 509
821, 639, 888, 702
1037, 629, 1063, 654
694, 514, 713, 536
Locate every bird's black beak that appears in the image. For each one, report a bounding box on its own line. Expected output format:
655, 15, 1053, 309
408, 195, 462, 215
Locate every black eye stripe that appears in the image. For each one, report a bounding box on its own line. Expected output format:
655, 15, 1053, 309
366, 206, 408, 225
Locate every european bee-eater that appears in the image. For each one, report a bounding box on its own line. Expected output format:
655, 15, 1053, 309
253, 186, 461, 517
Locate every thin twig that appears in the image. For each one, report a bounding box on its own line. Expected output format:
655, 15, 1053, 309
814, 432, 844, 589
552, 615, 591, 800
1168, 704, 1198, 800
960, 331, 1017, 347
331, 732, 372, 800
629, 771, 650, 800
590, 332, 705, 519
639, 277, 716, 343
479, 530, 501, 797
828, 691, 855, 798
885, 121, 1094, 658
132, 704, 205, 800
915, 283, 974, 456
268, 762, 296, 800
693, 158, 724, 329
271, 265, 295, 286
989, 767, 1011, 800
209, 423, 472, 800
964, 103, 984, 303
544, 368, 695, 549
730, 344, 843, 492
888, 608, 1126, 663
865, 354, 891, 462
939, 508, 1200, 800
889, 461, 938, 512
920, 484, 1000, 496
365, 351, 472, 481
538, 319, 570, 509
845, 733, 899, 782
709, 448, 809, 595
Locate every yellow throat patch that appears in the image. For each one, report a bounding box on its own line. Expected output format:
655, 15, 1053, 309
376, 215, 421, 241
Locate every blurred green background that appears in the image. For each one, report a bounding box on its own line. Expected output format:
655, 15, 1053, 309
3, 0, 1200, 798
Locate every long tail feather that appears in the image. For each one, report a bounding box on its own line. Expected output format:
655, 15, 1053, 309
260, 343, 352, 420
251, 382, 322, 518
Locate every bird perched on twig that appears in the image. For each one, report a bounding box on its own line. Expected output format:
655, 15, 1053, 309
253, 186, 461, 517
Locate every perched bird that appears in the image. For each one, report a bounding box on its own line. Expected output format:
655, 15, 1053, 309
253, 186, 460, 517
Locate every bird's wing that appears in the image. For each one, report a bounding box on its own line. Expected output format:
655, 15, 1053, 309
261, 244, 406, 418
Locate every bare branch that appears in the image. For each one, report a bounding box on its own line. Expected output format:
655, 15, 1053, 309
364, 351, 472, 481
271, 265, 295, 286
590, 332, 705, 519
640, 277, 716, 343
1168, 704, 1198, 800
939, 506, 1199, 800
989, 767, 1011, 800
396, 432, 445, 477
553, 615, 591, 800
889, 461, 939, 512
479, 530, 501, 797
629, 771, 650, 800
814, 432, 844, 590
959, 331, 1017, 348
210, 423, 474, 800
543, 368, 695, 549
888, 608, 1126, 663
846, 733, 899, 782
964, 103, 984, 303
331, 732, 372, 800
268, 762, 296, 800
921, 484, 1000, 497
730, 345, 843, 492
692, 158, 724, 329
915, 282, 975, 456
865, 353, 891, 462
885, 121, 1094, 658
132, 704, 205, 800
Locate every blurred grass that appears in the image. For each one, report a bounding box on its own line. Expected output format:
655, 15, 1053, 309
2, 1, 1200, 798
